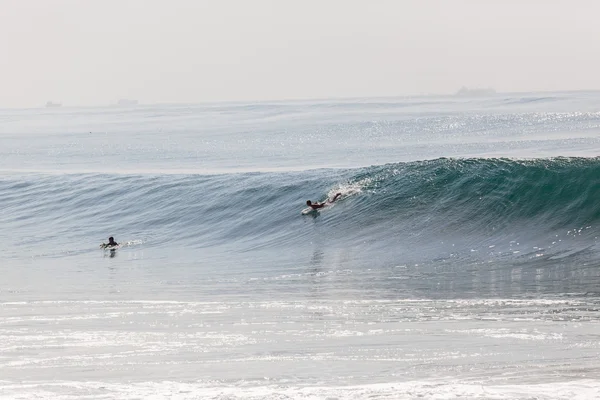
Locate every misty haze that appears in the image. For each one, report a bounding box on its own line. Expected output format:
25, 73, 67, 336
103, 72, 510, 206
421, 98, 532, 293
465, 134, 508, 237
1, 0, 599, 107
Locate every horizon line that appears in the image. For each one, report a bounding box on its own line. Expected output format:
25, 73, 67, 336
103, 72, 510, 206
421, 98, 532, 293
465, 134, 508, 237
2, 88, 600, 110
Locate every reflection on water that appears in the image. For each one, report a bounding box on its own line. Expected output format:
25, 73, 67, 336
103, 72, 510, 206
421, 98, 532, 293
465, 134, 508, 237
286, 239, 600, 300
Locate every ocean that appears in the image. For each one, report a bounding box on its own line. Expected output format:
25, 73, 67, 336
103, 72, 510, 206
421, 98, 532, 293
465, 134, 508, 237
1, 92, 600, 399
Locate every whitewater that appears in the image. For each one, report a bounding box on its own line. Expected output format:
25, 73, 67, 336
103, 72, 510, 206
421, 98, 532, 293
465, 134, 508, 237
1, 92, 600, 399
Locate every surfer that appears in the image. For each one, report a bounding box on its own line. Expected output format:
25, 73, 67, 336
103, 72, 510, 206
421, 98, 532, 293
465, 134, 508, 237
101, 236, 119, 248
306, 193, 342, 210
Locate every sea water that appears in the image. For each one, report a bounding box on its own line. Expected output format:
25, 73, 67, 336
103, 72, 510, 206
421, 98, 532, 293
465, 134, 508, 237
1, 92, 600, 399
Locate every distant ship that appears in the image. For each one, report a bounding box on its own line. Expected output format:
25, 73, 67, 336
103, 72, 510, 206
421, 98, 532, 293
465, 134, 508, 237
45, 101, 62, 108
117, 99, 138, 106
455, 86, 496, 97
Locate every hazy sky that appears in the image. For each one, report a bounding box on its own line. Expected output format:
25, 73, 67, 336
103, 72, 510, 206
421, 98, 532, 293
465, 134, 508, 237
1, 0, 599, 107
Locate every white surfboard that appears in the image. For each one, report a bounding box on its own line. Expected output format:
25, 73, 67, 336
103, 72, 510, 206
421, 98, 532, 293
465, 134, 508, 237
301, 207, 318, 215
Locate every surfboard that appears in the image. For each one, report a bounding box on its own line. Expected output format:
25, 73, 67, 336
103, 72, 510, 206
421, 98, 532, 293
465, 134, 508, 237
302, 207, 318, 215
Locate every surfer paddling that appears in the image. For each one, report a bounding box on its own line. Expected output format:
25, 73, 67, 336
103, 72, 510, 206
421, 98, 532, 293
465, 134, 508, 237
101, 236, 119, 248
306, 193, 342, 210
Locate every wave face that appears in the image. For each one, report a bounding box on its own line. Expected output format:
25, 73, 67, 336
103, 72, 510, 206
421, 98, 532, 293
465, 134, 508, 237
3, 157, 600, 275
351, 157, 600, 234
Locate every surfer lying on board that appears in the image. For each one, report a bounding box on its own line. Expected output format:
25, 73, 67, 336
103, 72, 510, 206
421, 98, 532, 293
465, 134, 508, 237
306, 193, 342, 210
101, 236, 119, 248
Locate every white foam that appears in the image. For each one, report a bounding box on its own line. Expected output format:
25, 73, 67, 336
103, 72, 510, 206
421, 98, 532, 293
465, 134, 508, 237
1, 379, 598, 400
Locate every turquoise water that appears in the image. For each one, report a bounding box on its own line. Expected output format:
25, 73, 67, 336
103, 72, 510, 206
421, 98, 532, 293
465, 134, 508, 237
1, 92, 600, 399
